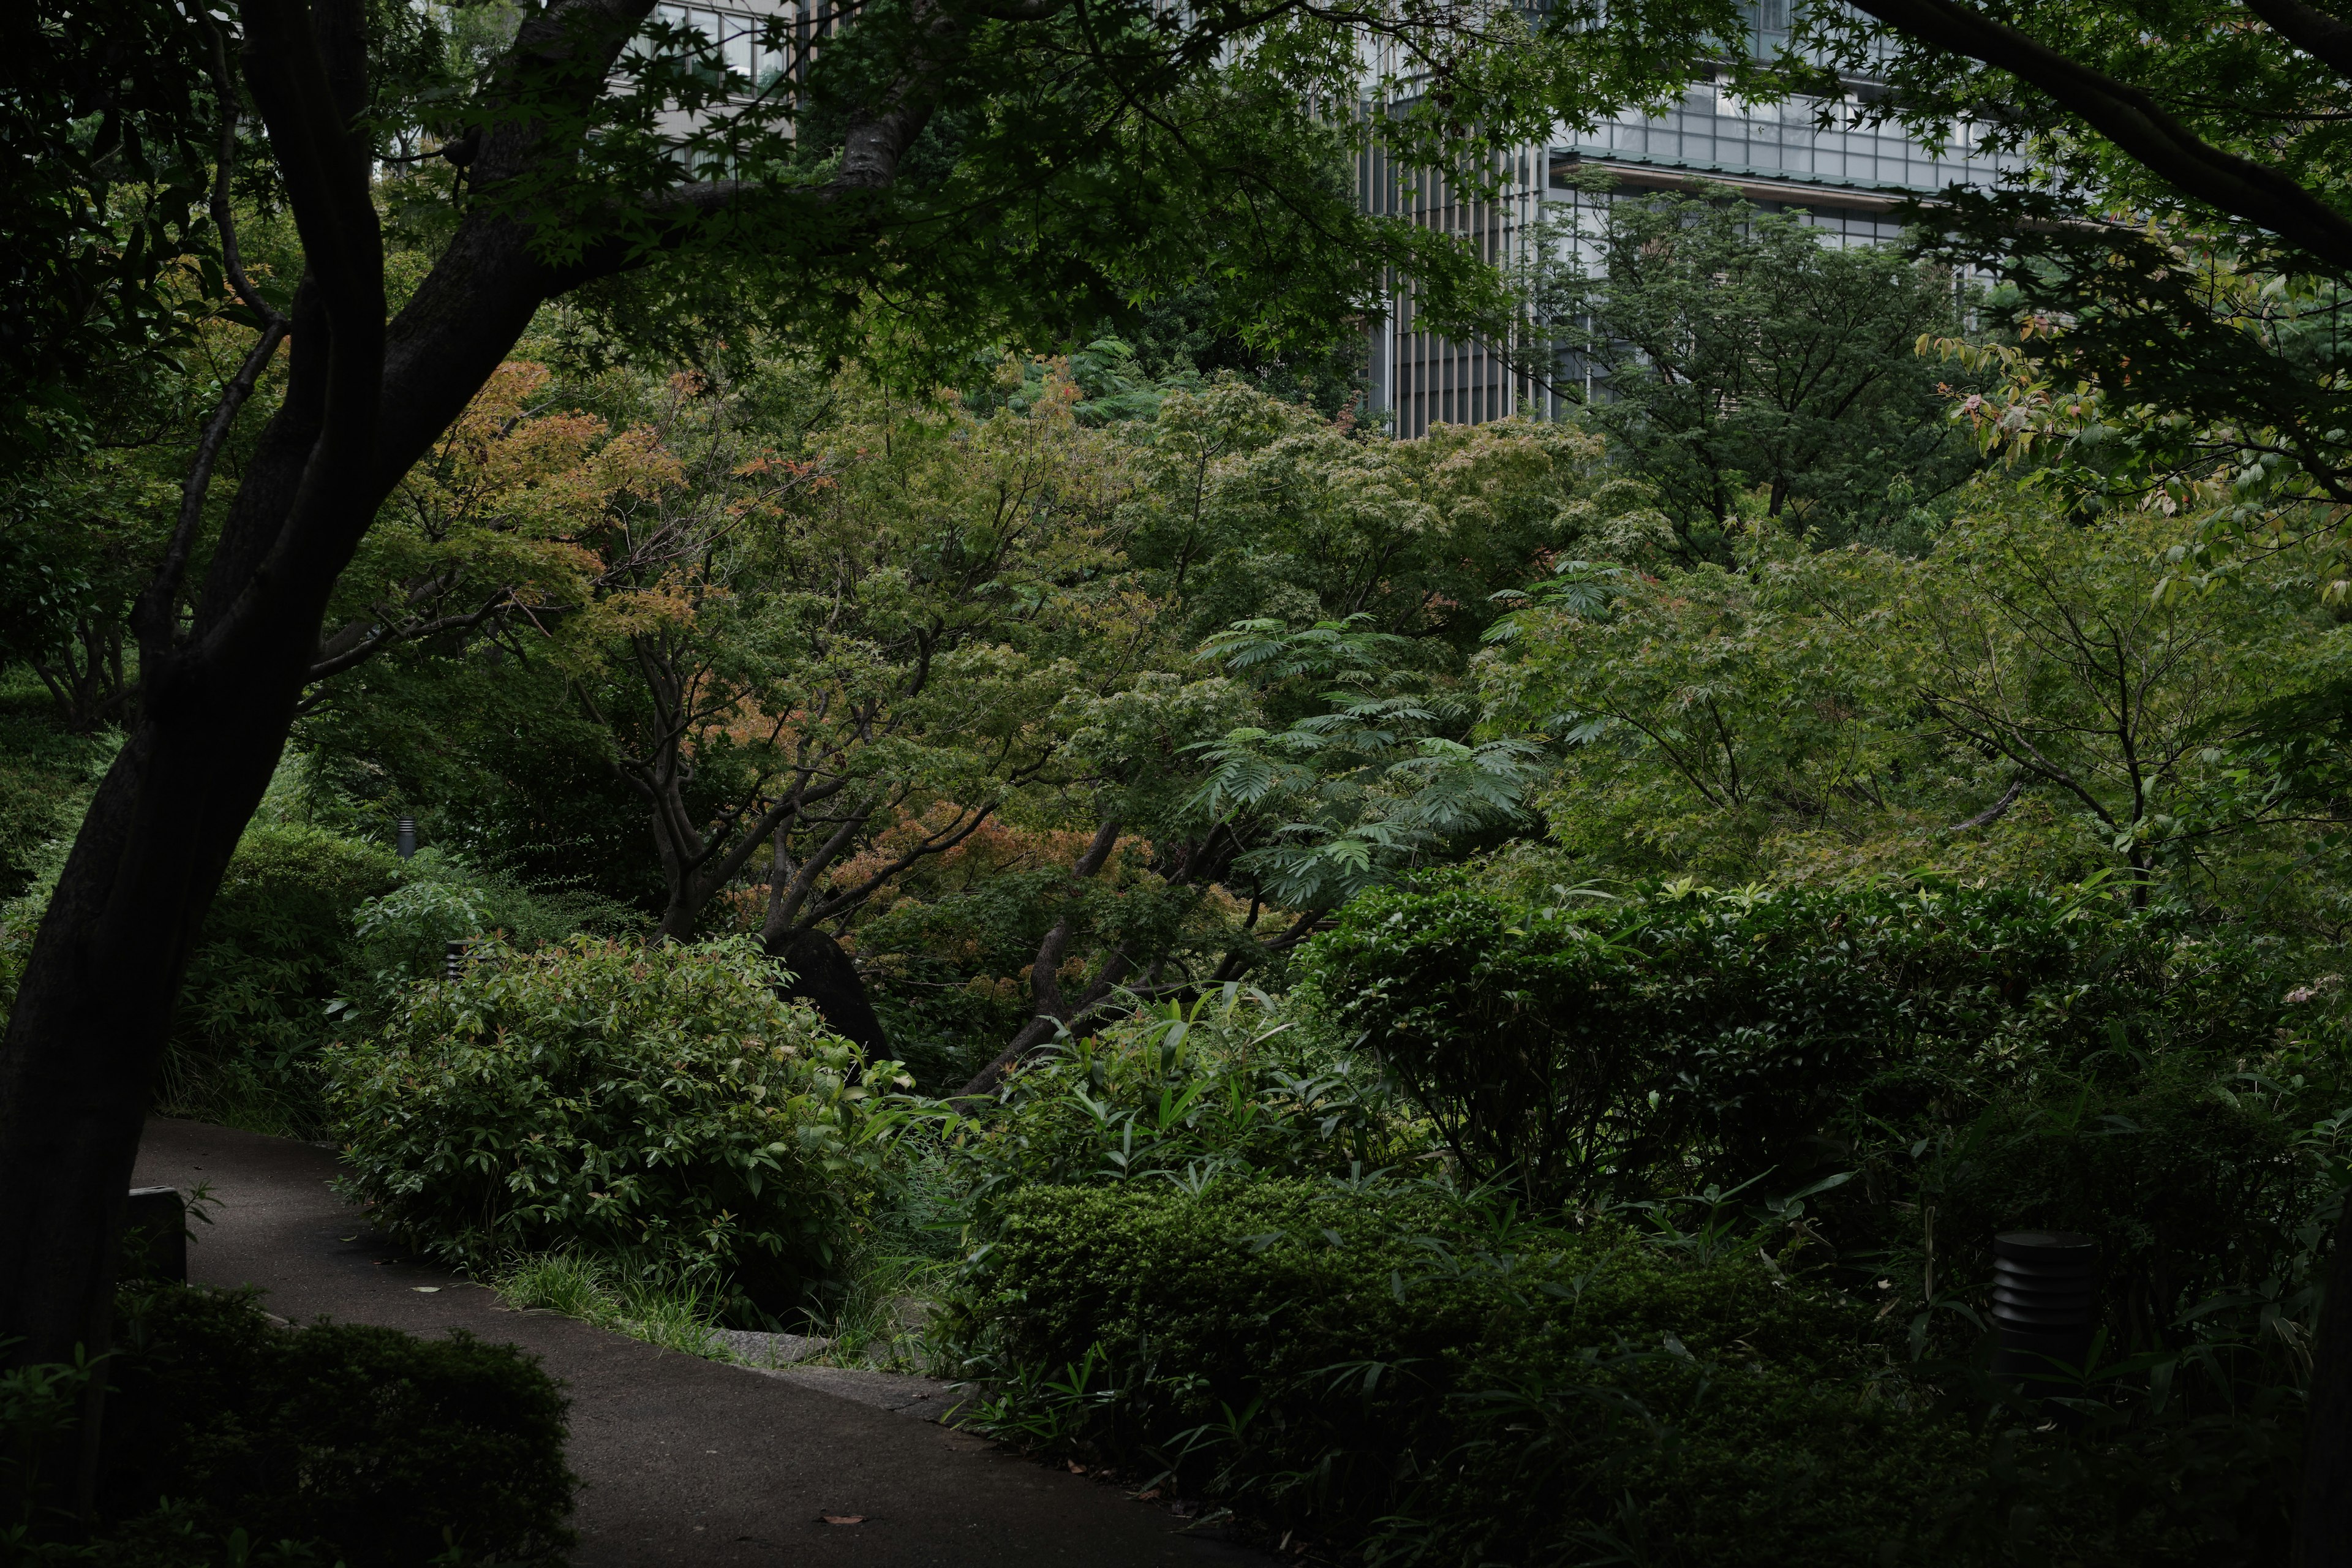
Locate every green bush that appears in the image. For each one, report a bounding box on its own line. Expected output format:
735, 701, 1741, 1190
1303, 876, 2323, 1208
1305, 876, 2342, 1446
942, 1179, 1983, 1566
944, 1177, 2310, 1565
162, 823, 407, 1131
160, 824, 647, 1136
941, 986, 1424, 1198
5, 1283, 572, 1566
325, 935, 907, 1317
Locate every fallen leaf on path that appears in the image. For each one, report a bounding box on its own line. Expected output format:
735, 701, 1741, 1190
412, 1286, 440, 1293
337, 1235, 356, 1242
1133, 1490, 1162, 1502
1066, 1461, 1087, 1474
816, 1514, 867, 1526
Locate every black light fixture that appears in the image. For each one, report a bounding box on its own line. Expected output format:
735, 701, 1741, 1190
396, 815, 417, 859
445, 938, 470, 981
1991, 1230, 2098, 1398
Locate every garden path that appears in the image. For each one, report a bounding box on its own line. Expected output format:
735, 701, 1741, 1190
133, 1117, 1257, 1568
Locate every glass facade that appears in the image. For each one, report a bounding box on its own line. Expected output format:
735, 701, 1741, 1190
1366, 73, 2016, 437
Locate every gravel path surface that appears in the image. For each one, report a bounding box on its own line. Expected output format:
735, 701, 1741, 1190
134, 1117, 1254, 1568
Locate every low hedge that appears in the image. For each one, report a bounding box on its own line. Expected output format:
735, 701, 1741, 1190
943, 1180, 1985, 1566
325, 935, 907, 1314
1302, 876, 2316, 1209
4, 1283, 573, 1566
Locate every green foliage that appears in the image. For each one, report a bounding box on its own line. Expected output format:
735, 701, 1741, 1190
494, 1250, 730, 1361
157, 821, 644, 1135
6, 1282, 571, 1566
0, 899, 32, 1028
1530, 187, 1978, 558
0, 689, 118, 900
938, 986, 1422, 1199
1479, 495, 2352, 903
1123, 394, 1621, 655
1301, 871, 2341, 1554
1786, 0, 2352, 533
941, 1180, 1979, 1567
0, 0, 218, 466
1305, 876, 2341, 1226
162, 824, 407, 1133
1185, 616, 1545, 910
1313, 876, 2070, 1204
324, 936, 907, 1319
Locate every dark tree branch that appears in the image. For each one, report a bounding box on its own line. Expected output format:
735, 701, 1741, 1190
1845, 0, 2352, 270
134, 315, 289, 666
959, 816, 1122, 1098
190, 2, 282, 326
1946, 777, 2024, 831
2241, 0, 2352, 83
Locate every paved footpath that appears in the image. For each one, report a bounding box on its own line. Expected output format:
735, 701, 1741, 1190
134, 1118, 1257, 1568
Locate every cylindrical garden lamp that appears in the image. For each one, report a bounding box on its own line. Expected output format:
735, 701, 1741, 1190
1991, 1230, 2099, 1388
396, 815, 417, 859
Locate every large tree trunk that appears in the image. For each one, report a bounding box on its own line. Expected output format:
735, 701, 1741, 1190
2299, 1199, 2352, 1566
0, 0, 661, 1389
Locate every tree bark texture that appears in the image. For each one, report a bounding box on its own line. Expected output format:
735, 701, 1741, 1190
2298, 1199, 2352, 1567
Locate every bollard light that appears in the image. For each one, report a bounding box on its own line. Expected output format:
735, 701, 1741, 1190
396, 815, 417, 859
1991, 1230, 2098, 1411
445, 938, 470, 981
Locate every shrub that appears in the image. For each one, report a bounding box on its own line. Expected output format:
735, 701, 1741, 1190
941, 1179, 1981, 1566
325, 935, 907, 1317
940, 986, 1425, 1199
1303, 876, 2323, 1208
162, 823, 407, 1132
944, 1176, 2312, 1565
162, 826, 647, 1135
5, 1283, 572, 1566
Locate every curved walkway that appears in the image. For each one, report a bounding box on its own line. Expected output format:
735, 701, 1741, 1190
134, 1118, 1255, 1568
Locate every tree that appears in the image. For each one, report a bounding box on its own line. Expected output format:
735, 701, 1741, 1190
959, 408, 1616, 1092
1749, 0, 2352, 585
1483, 489, 2352, 902
0, 0, 216, 467
10, 0, 1730, 1407
1529, 186, 1980, 560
